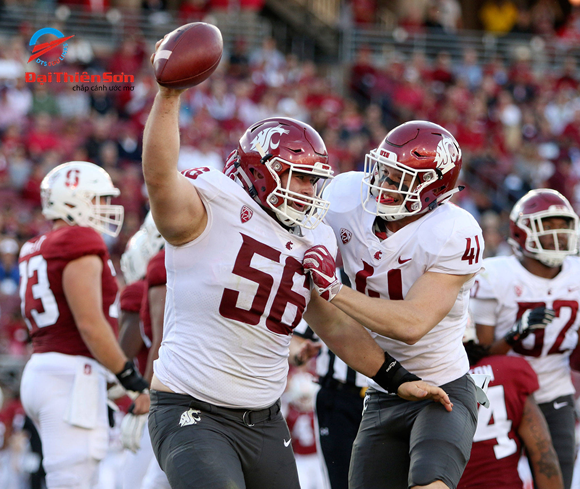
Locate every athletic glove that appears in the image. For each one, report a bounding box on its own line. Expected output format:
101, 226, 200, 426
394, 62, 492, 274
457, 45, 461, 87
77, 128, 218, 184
372, 351, 421, 394
115, 361, 149, 396
303, 245, 342, 302
504, 307, 556, 346
120, 413, 148, 453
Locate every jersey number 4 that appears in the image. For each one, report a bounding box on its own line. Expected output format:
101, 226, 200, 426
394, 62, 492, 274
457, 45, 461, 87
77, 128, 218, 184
473, 385, 517, 459
218, 234, 308, 335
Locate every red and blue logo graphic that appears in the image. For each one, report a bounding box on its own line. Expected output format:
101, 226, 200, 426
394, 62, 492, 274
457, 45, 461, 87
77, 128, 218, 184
28, 27, 74, 67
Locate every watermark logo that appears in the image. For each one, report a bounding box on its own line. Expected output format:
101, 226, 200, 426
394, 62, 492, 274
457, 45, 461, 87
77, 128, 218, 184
28, 27, 74, 67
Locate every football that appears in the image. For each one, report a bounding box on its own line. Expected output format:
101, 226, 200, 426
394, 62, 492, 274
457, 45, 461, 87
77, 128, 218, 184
153, 23, 223, 90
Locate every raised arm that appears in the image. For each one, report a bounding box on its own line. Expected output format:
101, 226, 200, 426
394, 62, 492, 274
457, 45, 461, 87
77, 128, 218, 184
142, 42, 207, 246
518, 395, 563, 489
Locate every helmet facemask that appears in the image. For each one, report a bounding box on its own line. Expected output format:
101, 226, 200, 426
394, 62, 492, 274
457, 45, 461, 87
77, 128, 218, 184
510, 211, 579, 267
264, 157, 332, 229
362, 148, 448, 221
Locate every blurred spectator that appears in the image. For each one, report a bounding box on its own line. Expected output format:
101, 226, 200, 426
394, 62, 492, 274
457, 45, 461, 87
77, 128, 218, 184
349, 46, 377, 107
227, 37, 251, 80
249, 37, 286, 88
178, 0, 209, 23
30, 84, 59, 117
454, 48, 483, 91
0, 79, 32, 131
479, 0, 519, 35
349, 0, 377, 25
530, 0, 563, 36
0, 238, 19, 296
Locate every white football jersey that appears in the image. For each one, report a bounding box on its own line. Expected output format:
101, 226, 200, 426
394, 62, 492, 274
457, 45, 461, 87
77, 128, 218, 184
471, 255, 580, 403
154, 168, 337, 409
323, 172, 484, 390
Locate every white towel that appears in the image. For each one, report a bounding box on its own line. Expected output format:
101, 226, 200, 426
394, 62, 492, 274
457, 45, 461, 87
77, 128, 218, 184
63, 358, 100, 429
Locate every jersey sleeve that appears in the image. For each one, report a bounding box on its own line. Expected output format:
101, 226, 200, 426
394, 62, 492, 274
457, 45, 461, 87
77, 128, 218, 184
146, 250, 167, 288
42, 226, 107, 261
428, 223, 485, 276
120, 280, 146, 313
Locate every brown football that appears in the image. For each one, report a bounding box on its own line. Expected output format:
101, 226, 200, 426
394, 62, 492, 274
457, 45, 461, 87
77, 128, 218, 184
153, 23, 223, 90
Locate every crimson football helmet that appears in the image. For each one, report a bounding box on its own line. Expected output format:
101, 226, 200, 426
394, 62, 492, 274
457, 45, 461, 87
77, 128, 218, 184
362, 121, 463, 221
234, 117, 333, 229
41, 161, 124, 237
509, 189, 579, 267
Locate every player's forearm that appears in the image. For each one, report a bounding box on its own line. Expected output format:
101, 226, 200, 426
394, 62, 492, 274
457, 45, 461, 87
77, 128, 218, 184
78, 320, 127, 374
488, 339, 512, 355
118, 312, 144, 359
331, 286, 428, 344
142, 90, 182, 193
306, 295, 385, 377
520, 397, 564, 489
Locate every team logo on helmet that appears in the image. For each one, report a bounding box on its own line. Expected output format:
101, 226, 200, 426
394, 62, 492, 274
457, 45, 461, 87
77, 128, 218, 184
340, 228, 352, 244
250, 126, 289, 153
434, 136, 461, 175
240, 205, 253, 223
65, 169, 80, 188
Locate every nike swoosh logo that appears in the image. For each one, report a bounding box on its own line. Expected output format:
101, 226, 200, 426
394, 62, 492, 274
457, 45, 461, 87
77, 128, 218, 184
398, 257, 412, 264
554, 401, 568, 410
284, 438, 291, 447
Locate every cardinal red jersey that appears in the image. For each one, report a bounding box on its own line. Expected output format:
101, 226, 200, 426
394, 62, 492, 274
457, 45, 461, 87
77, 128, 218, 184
18, 226, 119, 358
136, 249, 166, 375
120, 279, 146, 313
285, 406, 317, 456
458, 356, 539, 489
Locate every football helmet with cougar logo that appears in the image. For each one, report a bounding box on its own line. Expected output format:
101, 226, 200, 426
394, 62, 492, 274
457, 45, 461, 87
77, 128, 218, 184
362, 120, 463, 221
121, 212, 165, 284
41, 161, 124, 237
234, 117, 334, 229
509, 189, 579, 267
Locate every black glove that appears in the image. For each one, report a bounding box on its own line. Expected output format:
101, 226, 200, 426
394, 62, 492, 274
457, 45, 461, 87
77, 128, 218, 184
115, 361, 149, 394
372, 352, 421, 393
504, 307, 555, 346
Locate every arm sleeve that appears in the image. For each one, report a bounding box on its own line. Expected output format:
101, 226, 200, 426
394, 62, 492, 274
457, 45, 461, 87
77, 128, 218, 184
146, 251, 167, 288
429, 226, 485, 276
43, 226, 107, 262
120, 280, 146, 313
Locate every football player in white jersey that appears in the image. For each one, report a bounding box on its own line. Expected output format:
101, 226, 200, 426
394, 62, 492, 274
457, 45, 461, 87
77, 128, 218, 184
471, 189, 580, 489
303, 120, 485, 489
142, 40, 452, 489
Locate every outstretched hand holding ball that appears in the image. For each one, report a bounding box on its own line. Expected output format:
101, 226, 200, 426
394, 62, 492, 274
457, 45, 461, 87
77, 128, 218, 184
152, 23, 223, 91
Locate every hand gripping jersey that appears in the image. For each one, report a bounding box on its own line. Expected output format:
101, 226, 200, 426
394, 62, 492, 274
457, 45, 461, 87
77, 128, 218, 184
458, 356, 539, 489
323, 172, 484, 388
137, 249, 166, 375
154, 168, 338, 409
471, 255, 580, 403
18, 226, 119, 358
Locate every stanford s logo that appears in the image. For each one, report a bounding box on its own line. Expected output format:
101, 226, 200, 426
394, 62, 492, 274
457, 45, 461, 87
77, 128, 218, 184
250, 126, 289, 153
340, 228, 352, 244
65, 169, 80, 188
434, 136, 461, 175
240, 205, 253, 223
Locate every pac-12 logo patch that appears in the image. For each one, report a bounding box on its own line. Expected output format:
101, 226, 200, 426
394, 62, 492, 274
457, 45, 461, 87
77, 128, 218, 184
241, 205, 253, 223
340, 228, 352, 244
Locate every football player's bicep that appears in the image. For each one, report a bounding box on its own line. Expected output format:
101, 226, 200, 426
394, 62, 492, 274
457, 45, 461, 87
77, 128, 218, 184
149, 172, 207, 246
405, 271, 473, 330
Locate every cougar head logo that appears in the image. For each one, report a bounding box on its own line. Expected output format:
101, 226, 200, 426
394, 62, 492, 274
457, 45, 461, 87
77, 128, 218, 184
250, 126, 289, 153
434, 136, 461, 175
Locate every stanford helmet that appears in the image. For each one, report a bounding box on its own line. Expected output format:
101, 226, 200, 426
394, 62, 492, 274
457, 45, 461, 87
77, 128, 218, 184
234, 117, 333, 229
509, 189, 578, 267
41, 161, 124, 237
362, 121, 463, 221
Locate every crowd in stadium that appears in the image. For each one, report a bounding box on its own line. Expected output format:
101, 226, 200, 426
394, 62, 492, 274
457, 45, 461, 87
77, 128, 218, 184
1, 0, 580, 487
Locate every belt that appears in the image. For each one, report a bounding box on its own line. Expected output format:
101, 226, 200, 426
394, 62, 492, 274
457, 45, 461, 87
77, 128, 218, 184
151, 390, 281, 427
320, 378, 367, 398
187, 398, 281, 427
